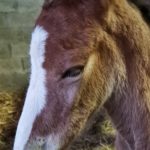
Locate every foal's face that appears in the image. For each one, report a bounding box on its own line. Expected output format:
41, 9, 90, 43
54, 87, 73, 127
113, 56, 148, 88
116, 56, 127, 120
14, 1, 113, 150
32, 3, 96, 138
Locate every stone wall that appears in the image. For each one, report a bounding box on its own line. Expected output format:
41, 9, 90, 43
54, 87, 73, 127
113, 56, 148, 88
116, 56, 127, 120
0, 0, 43, 91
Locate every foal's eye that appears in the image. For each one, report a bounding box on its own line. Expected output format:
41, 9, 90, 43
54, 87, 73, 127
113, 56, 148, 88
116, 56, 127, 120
62, 66, 84, 79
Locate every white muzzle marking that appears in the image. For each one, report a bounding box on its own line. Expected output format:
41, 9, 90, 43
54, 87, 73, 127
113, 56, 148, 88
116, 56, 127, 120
13, 26, 48, 150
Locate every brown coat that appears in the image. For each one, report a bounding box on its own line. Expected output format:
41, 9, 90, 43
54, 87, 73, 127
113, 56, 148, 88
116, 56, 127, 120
19, 0, 150, 149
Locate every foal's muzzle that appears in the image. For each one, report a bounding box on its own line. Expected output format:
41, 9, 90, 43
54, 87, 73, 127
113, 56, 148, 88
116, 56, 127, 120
25, 137, 47, 150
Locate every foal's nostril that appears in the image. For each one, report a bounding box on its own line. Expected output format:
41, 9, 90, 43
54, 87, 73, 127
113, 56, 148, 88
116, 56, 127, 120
36, 137, 46, 146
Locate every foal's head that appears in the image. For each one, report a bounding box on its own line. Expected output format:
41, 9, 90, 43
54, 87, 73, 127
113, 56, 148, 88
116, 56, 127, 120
14, 0, 127, 149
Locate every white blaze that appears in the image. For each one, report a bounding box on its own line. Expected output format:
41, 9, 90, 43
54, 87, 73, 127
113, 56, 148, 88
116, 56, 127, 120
13, 26, 48, 150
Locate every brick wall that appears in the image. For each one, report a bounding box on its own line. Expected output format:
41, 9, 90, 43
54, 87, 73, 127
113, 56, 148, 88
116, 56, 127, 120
0, 0, 43, 91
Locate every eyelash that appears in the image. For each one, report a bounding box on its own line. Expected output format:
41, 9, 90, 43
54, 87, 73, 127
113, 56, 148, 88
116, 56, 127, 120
62, 66, 84, 79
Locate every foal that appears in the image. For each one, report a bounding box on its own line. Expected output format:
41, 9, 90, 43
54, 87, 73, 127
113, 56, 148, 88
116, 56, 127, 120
14, 0, 150, 150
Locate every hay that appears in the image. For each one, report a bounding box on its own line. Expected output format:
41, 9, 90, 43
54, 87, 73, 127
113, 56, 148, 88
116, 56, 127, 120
70, 110, 115, 150
0, 92, 115, 150
0, 92, 24, 150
